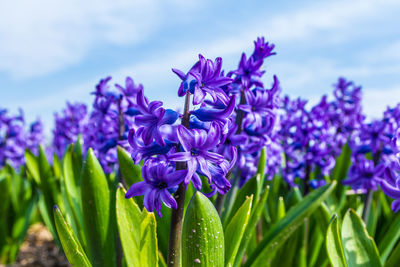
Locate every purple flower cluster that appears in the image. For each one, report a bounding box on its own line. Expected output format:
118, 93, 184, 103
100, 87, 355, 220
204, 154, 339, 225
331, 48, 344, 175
279, 78, 364, 190
225, 37, 281, 186
125, 37, 281, 215
52, 102, 87, 158
372, 105, 400, 211
83, 77, 143, 173
0, 109, 44, 168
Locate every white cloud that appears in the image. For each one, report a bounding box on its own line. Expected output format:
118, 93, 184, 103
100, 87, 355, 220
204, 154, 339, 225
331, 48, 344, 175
6, 0, 400, 127
0, 0, 203, 78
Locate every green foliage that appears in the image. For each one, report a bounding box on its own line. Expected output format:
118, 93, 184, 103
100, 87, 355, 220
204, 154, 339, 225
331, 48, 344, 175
116, 185, 159, 267
224, 195, 253, 267
3, 137, 400, 267
244, 182, 337, 267
81, 148, 116, 267
0, 165, 37, 264
54, 206, 91, 267
342, 209, 382, 267
182, 191, 225, 267
326, 215, 346, 267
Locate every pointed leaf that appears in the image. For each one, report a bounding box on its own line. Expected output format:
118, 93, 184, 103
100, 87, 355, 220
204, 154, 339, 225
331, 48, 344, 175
116, 186, 141, 267
140, 209, 158, 267
256, 147, 266, 190
81, 148, 116, 267
385, 237, 400, 267
224, 174, 259, 228
225, 195, 253, 267
54, 206, 92, 267
233, 186, 270, 267
377, 212, 400, 264
62, 145, 85, 246
117, 146, 142, 187
245, 182, 336, 267
182, 191, 224, 267
25, 150, 40, 184
326, 214, 346, 267
342, 209, 382, 267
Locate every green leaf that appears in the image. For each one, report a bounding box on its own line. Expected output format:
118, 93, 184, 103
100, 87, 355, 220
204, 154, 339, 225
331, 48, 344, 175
117, 146, 142, 187
182, 191, 224, 267
0, 174, 10, 219
81, 148, 116, 267
62, 145, 86, 247
116, 185, 141, 267
24, 150, 40, 184
223, 175, 259, 228
332, 143, 351, 181
342, 209, 382, 267
53, 153, 61, 179
277, 196, 286, 220
326, 215, 346, 267
378, 212, 400, 264
257, 147, 266, 190
54, 206, 92, 267
140, 209, 158, 267
385, 237, 400, 267
225, 195, 253, 267
233, 186, 270, 267
245, 181, 336, 267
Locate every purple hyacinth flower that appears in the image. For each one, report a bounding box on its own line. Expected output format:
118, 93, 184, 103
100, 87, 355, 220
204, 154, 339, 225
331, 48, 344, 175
380, 162, 400, 212
342, 158, 385, 191
172, 54, 232, 105
168, 124, 224, 186
134, 90, 179, 146
238, 84, 278, 128
229, 53, 264, 88
252, 37, 276, 62
190, 94, 236, 123
125, 157, 187, 217
92, 76, 112, 97
128, 128, 176, 164
381, 179, 400, 212
115, 76, 143, 97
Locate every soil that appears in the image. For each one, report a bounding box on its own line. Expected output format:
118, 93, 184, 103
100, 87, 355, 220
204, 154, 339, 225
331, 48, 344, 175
1, 224, 70, 267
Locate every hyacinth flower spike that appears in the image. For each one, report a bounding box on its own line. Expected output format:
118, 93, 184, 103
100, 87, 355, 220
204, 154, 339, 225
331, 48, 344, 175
172, 54, 232, 105
169, 123, 223, 187
125, 158, 187, 217
134, 89, 179, 146
190, 94, 236, 123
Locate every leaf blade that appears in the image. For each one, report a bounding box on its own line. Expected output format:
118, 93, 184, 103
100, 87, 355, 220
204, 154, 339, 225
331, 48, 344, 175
245, 181, 336, 267
224, 195, 253, 267
342, 209, 382, 267
54, 206, 92, 267
182, 191, 224, 267
326, 214, 347, 267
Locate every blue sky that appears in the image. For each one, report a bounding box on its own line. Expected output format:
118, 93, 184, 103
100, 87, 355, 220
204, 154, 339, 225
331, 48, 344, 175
1, 0, 400, 134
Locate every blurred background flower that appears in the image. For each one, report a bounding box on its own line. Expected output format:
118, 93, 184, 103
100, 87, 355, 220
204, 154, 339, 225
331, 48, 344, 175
1, 0, 400, 134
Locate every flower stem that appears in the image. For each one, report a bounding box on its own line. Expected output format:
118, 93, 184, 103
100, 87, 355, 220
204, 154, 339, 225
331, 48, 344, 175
361, 189, 373, 222
167, 92, 191, 267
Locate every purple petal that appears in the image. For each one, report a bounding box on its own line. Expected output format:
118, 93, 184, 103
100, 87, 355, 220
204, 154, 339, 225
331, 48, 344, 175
169, 152, 191, 161
392, 199, 400, 213
125, 181, 150, 198
197, 157, 212, 178
177, 125, 193, 151
143, 189, 157, 213
381, 180, 400, 199
160, 189, 177, 209
166, 170, 187, 186
172, 68, 186, 80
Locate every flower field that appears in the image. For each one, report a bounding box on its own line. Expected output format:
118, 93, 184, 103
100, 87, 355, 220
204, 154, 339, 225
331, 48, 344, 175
1, 37, 400, 267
